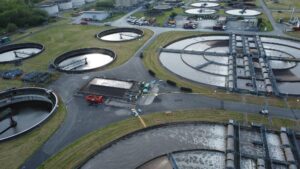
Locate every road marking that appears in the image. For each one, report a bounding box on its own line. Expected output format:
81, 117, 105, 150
137, 115, 147, 128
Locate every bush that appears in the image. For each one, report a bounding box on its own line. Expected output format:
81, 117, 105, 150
237, 16, 244, 20
0, 0, 48, 30
166, 80, 176, 86
96, 1, 114, 10
6, 23, 18, 33
148, 70, 155, 76
169, 12, 177, 19
180, 87, 192, 92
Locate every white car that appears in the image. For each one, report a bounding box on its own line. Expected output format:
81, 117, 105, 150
259, 108, 269, 115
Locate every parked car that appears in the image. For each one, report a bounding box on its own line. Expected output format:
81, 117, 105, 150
104, 22, 111, 26
80, 21, 88, 25
259, 108, 269, 115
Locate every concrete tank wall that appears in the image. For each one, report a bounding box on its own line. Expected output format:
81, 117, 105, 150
115, 0, 134, 7
85, 0, 96, 2
39, 4, 59, 16
227, 124, 234, 137
72, 0, 85, 8
280, 132, 290, 147
58, 1, 73, 10
257, 158, 265, 169
284, 147, 295, 163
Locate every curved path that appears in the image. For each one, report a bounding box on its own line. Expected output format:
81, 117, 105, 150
21, 6, 300, 169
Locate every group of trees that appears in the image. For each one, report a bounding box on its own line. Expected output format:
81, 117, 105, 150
95, 0, 114, 10
0, 0, 48, 34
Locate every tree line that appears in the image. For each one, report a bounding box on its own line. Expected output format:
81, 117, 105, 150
0, 0, 48, 34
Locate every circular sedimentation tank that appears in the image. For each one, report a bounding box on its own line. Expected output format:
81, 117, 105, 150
185, 8, 216, 15
97, 28, 144, 42
158, 35, 300, 95
225, 9, 261, 16
0, 87, 58, 141
153, 4, 173, 11
191, 2, 219, 8
0, 43, 44, 63
53, 48, 116, 73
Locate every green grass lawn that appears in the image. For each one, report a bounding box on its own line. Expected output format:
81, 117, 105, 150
272, 11, 290, 22
287, 31, 300, 39
0, 25, 153, 90
39, 109, 299, 169
142, 31, 300, 108
272, 11, 300, 22
264, 0, 300, 9
0, 99, 67, 169
259, 13, 274, 31
132, 11, 145, 18
255, 0, 262, 7
217, 9, 227, 16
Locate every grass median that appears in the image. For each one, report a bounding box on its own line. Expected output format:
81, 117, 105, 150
39, 109, 299, 169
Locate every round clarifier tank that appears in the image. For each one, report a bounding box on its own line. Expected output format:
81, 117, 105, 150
53, 48, 116, 73
0, 43, 44, 63
185, 8, 216, 15
0, 87, 58, 141
191, 2, 219, 8
153, 4, 173, 10
97, 28, 144, 42
225, 9, 261, 16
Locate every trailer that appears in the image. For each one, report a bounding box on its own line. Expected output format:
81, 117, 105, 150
85, 95, 104, 105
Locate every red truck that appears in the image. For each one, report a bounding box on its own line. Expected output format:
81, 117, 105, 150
85, 95, 104, 105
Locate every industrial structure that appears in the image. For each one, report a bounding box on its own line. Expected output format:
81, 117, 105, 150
37, 3, 59, 16
71, 0, 85, 8
57, 0, 73, 10
115, 0, 141, 8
